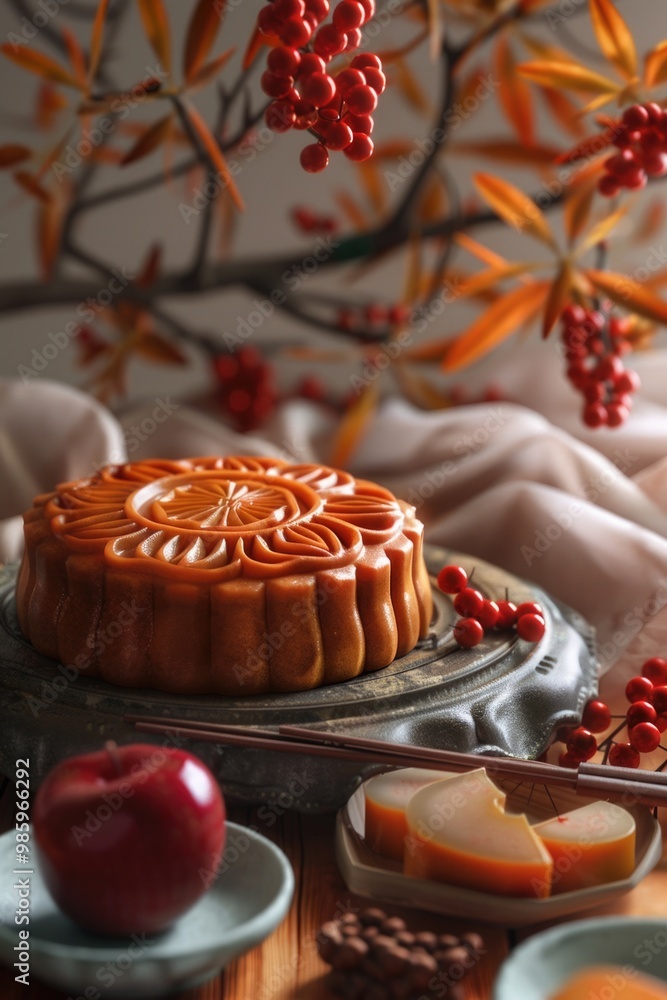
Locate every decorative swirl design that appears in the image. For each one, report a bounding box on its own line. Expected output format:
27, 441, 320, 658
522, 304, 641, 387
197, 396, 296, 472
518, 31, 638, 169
40, 457, 403, 580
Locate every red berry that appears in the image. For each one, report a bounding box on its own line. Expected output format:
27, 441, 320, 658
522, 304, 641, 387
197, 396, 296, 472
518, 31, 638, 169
351, 52, 382, 70
361, 67, 386, 94
476, 600, 500, 630
642, 657, 667, 685
453, 617, 484, 649
599, 174, 620, 197
301, 72, 336, 107
515, 601, 543, 618
566, 727, 598, 762
562, 303, 586, 325
388, 303, 410, 325
583, 402, 608, 428
596, 355, 624, 381
345, 27, 362, 49
626, 167, 648, 190
261, 71, 293, 99
268, 46, 301, 76
265, 100, 296, 132
258, 5, 282, 35
363, 303, 387, 324
305, 0, 329, 21
345, 112, 374, 134
335, 67, 366, 94
606, 402, 630, 428
643, 151, 667, 177
516, 613, 545, 642
298, 53, 327, 77
343, 132, 373, 161
615, 369, 640, 394
657, 715, 667, 733
582, 699, 612, 733
345, 83, 378, 115
314, 24, 347, 58
651, 685, 667, 715
281, 16, 312, 46
626, 700, 658, 728
320, 119, 353, 150
300, 143, 329, 172
622, 104, 649, 129
333, 0, 365, 29
644, 101, 664, 124
356, 0, 375, 20
453, 588, 484, 617
629, 721, 661, 754
558, 751, 581, 769
626, 675, 654, 703
608, 743, 641, 768
495, 600, 518, 630
436, 564, 468, 594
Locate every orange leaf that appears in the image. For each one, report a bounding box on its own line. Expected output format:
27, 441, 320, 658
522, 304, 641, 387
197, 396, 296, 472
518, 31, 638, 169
585, 269, 667, 325
35, 82, 68, 129
121, 113, 173, 165
542, 261, 574, 338
392, 56, 431, 115
556, 127, 617, 164
394, 367, 450, 410
454, 232, 510, 270
1, 43, 81, 88
0, 145, 31, 168
576, 204, 628, 256
136, 243, 162, 287
425, 0, 442, 61
460, 262, 538, 297
539, 86, 586, 139
184, 0, 226, 84
589, 0, 637, 80
242, 24, 267, 71
564, 173, 598, 244
443, 281, 550, 372
370, 140, 415, 160
135, 331, 187, 365
334, 190, 368, 230
181, 100, 243, 211
451, 140, 560, 167
494, 36, 534, 146
644, 41, 667, 89
357, 159, 385, 217
37, 182, 69, 279
137, 0, 171, 75
519, 60, 619, 97
62, 27, 86, 87
89, 0, 110, 84
474, 173, 556, 248
330, 382, 379, 467
13, 170, 50, 203
186, 48, 235, 92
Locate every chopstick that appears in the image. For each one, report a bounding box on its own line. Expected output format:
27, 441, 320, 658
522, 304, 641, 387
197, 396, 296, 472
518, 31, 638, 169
124, 714, 667, 808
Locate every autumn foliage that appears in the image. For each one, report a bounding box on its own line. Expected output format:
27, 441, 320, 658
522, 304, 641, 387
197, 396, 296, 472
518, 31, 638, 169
3, 0, 667, 447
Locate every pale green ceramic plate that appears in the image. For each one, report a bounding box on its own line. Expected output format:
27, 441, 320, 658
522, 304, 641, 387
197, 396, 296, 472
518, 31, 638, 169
494, 917, 667, 1000
0, 822, 293, 997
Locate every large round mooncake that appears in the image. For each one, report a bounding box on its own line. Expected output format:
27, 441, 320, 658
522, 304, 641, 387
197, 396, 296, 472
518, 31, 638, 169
16, 456, 433, 695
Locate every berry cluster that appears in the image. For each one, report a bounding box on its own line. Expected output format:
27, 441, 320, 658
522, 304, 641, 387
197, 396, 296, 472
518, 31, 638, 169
436, 564, 546, 649
257, 0, 384, 170
211, 347, 277, 432
599, 103, 667, 197
317, 906, 481, 1000
560, 303, 640, 429
337, 302, 410, 331
556, 657, 667, 769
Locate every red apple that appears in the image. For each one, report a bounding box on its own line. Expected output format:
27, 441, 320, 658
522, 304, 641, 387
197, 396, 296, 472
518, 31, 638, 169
33, 742, 226, 935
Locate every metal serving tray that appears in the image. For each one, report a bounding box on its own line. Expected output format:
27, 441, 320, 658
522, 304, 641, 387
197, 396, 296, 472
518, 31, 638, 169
0, 548, 597, 812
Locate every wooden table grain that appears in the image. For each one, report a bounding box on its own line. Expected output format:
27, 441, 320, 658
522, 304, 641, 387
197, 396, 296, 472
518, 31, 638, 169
0, 776, 665, 1000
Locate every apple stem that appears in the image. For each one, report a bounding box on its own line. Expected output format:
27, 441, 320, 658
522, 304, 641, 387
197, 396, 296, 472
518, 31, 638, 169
105, 740, 123, 777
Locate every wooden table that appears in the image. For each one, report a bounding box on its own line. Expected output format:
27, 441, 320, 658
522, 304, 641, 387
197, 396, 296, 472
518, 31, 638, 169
1, 777, 666, 1000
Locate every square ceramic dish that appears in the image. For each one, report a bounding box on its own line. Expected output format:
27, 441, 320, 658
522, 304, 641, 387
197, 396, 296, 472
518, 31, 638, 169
335, 779, 662, 926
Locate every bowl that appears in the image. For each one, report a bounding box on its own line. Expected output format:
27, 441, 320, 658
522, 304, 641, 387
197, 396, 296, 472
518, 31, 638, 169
0, 822, 294, 997
493, 917, 667, 999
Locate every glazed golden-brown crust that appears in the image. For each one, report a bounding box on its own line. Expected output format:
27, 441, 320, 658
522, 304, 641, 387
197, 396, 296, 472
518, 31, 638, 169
16, 456, 433, 694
